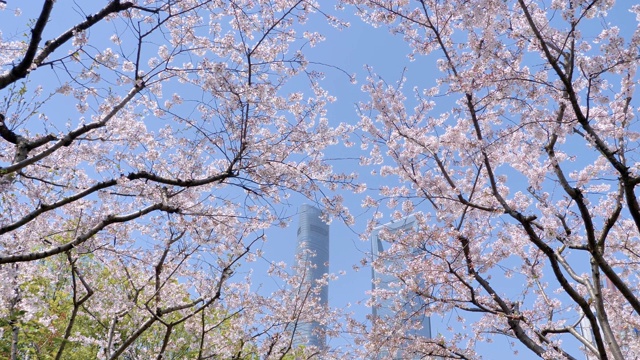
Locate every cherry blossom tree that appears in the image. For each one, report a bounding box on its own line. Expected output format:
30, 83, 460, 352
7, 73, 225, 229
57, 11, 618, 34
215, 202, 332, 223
346, 0, 640, 359
6, 0, 640, 358
0, 1, 353, 359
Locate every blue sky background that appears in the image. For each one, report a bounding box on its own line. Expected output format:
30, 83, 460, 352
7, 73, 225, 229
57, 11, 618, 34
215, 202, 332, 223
2, 1, 639, 358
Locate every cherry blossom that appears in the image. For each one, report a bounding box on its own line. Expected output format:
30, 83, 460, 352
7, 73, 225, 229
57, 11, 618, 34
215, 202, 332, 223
346, 0, 640, 359
0, 1, 353, 358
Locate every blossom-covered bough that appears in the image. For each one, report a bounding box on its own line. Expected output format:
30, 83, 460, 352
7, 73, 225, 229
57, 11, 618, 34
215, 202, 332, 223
347, 0, 640, 359
0, 1, 352, 359
4, 0, 639, 359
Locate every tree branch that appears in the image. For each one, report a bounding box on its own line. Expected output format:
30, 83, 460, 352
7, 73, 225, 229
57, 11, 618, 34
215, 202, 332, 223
0, 0, 54, 90
54, 252, 94, 360
0, 203, 179, 264
0, 84, 142, 177
0, 0, 136, 89
0, 168, 235, 236
0, 114, 19, 144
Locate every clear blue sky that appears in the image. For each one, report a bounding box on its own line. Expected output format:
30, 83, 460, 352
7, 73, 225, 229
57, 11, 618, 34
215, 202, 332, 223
2, 1, 638, 358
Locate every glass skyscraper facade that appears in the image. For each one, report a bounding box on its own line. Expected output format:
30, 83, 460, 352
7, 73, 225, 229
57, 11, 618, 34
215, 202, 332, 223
371, 215, 432, 359
294, 204, 330, 350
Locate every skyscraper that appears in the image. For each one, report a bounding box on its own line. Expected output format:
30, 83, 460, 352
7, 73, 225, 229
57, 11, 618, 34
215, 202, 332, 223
294, 204, 330, 350
371, 215, 432, 359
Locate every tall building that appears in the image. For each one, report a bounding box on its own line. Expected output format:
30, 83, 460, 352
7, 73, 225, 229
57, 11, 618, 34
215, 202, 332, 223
371, 215, 432, 359
294, 204, 330, 350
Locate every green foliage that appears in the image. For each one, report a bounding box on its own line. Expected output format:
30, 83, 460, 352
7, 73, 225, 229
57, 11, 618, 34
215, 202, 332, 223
0, 266, 102, 360
0, 253, 261, 359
